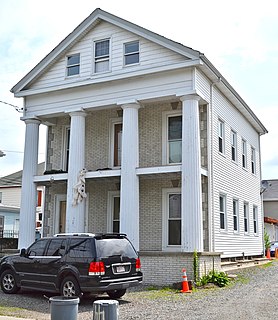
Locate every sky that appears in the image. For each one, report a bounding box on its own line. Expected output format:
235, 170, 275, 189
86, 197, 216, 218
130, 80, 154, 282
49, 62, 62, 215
0, 0, 277, 179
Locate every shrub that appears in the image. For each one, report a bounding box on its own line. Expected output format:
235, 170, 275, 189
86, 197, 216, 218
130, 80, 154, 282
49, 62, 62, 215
197, 270, 230, 287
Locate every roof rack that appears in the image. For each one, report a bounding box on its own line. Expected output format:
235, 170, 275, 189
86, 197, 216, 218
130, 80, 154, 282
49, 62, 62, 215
54, 233, 96, 237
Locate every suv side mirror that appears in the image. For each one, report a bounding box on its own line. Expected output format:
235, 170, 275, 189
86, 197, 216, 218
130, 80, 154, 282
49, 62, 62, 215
20, 248, 27, 257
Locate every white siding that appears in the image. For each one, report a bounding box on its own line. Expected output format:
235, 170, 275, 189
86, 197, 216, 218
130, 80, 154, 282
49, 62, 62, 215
0, 187, 21, 207
195, 68, 210, 102
210, 87, 263, 257
25, 69, 193, 116
29, 21, 187, 91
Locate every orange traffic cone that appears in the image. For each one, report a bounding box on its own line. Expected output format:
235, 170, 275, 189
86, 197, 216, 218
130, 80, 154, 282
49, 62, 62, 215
181, 268, 192, 293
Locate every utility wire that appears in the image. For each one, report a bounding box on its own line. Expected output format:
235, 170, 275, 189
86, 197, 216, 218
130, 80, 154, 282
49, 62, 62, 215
0, 100, 23, 112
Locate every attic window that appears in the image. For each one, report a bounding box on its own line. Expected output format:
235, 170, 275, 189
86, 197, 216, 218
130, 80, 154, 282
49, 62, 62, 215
94, 39, 110, 73
124, 41, 139, 65
66, 54, 80, 76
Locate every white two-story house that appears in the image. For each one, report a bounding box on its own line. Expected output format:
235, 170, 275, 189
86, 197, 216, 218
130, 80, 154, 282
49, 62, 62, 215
11, 8, 267, 285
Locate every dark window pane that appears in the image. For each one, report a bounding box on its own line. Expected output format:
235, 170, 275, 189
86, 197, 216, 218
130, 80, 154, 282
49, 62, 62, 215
28, 239, 47, 256
67, 65, 79, 76
244, 219, 248, 232
67, 54, 80, 65
233, 216, 238, 231
46, 239, 66, 256
95, 40, 109, 57
69, 239, 92, 258
168, 116, 182, 140
125, 42, 139, 54
232, 146, 235, 161
168, 220, 181, 245
219, 137, 223, 153
113, 221, 120, 233
220, 213, 225, 229
125, 53, 139, 65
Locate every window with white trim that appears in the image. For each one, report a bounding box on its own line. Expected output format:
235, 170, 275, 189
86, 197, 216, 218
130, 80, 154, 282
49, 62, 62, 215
242, 139, 247, 168
66, 53, 80, 76
218, 120, 225, 154
94, 39, 110, 73
107, 191, 120, 233
124, 41, 139, 65
231, 130, 237, 162
163, 189, 181, 248
219, 194, 226, 230
62, 127, 70, 171
244, 202, 249, 233
167, 115, 182, 164
110, 120, 122, 167
253, 205, 258, 234
251, 147, 256, 174
233, 198, 239, 232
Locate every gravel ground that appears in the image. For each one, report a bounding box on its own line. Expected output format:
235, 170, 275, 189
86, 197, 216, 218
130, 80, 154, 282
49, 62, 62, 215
1, 261, 278, 319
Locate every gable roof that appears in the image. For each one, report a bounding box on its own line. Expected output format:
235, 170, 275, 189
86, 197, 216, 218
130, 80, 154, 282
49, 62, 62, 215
11, 8, 267, 135
11, 8, 200, 94
0, 163, 45, 187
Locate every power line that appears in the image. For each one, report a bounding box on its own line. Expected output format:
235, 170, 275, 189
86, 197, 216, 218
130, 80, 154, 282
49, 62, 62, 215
0, 100, 23, 113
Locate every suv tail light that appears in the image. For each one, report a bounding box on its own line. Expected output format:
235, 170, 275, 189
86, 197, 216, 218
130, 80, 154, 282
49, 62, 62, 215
89, 261, 105, 275
136, 258, 141, 272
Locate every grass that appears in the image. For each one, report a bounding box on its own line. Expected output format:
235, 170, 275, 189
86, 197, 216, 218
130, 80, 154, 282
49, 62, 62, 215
0, 305, 26, 316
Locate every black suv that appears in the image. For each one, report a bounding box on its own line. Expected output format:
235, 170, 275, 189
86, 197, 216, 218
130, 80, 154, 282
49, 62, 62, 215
0, 233, 142, 298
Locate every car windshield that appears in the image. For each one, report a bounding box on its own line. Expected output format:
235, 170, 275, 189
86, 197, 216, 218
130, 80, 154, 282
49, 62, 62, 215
96, 238, 137, 259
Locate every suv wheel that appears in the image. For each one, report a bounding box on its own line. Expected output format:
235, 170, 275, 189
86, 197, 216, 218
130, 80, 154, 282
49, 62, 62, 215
0, 269, 20, 294
60, 276, 81, 297
107, 289, 126, 299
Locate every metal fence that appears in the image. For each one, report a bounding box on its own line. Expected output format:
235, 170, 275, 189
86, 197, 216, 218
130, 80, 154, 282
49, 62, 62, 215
0, 230, 19, 238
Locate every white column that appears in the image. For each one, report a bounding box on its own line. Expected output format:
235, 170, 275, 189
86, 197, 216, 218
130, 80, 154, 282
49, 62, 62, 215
18, 119, 40, 249
120, 103, 140, 251
66, 111, 87, 233
180, 95, 203, 252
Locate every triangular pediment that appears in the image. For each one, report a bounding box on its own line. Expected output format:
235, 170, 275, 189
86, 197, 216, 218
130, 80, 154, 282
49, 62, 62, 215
11, 8, 200, 94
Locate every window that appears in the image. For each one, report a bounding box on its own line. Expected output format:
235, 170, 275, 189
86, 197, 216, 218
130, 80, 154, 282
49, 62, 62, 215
244, 202, 249, 233
28, 239, 47, 256
124, 41, 139, 65
45, 239, 66, 256
168, 193, 181, 245
233, 199, 239, 232
168, 115, 182, 164
62, 127, 70, 171
219, 194, 226, 230
0, 192, 2, 203
66, 54, 80, 76
113, 123, 122, 167
37, 190, 42, 207
231, 130, 237, 162
0, 216, 4, 234
251, 147, 256, 174
242, 139, 247, 168
94, 39, 110, 73
112, 196, 120, 233
69, 239, 92, 258
253, 205, 258, 234
218, 120, 225, 154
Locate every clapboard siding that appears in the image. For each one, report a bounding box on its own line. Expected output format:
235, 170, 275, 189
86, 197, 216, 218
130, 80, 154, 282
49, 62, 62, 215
195, 68, 210, 102
29, 21, 186, 91
0, 187, 21, 207
25, 69, 193, 116
210, 87, 263, 257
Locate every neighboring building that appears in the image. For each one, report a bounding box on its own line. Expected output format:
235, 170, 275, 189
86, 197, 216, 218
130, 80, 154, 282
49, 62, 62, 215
0, 163, 45, 237
263, 180, 278, 241
11, 9, 267, 285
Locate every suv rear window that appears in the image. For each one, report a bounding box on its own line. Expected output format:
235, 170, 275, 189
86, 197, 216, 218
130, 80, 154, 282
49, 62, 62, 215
96, 238, 137, 258
69, 239, 93, 258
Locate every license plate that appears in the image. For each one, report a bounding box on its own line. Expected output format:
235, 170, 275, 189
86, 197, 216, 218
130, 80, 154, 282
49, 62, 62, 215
116, 266, 125, 273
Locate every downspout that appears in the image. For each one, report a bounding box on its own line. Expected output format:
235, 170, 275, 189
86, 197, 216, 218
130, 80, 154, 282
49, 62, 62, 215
258, 133, 265, 256
208, 77, 221, 253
